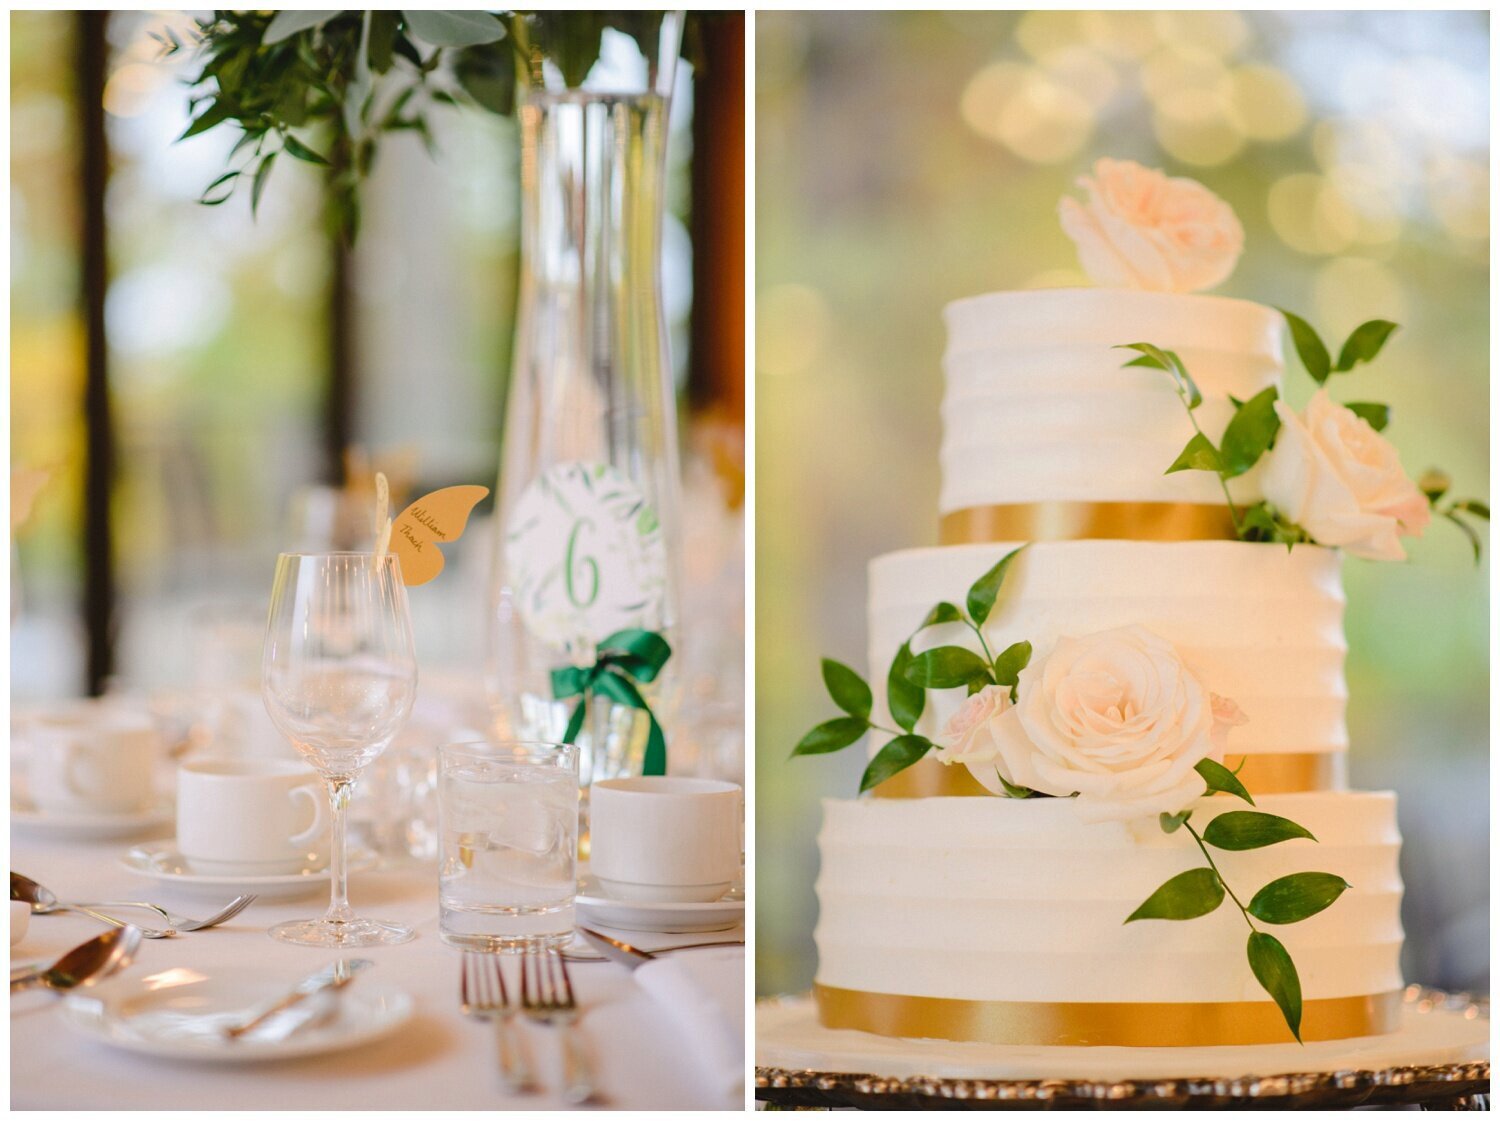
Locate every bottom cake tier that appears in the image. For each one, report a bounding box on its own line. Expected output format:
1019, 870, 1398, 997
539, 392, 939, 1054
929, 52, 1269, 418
813, 791, 1403, 1047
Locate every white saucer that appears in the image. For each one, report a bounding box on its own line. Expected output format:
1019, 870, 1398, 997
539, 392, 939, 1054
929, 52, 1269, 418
576, 870, 744, 933
61, 966, 412, 1063
119, 842, 377, 902
11, 796, 173, 842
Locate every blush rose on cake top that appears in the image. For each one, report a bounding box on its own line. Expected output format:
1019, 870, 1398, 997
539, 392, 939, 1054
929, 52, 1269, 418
1065, 158, 1485, 561
791, 161, 1484, 1045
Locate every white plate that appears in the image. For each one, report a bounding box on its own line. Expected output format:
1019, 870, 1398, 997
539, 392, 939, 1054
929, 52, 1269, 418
61, 966, 412, 1063
119, 841, 377, 901
576, 871, 744, 934
11, 795, 173, 842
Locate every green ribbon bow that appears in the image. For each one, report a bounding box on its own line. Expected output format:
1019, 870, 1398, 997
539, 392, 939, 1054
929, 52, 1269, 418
550, 628, 672, 776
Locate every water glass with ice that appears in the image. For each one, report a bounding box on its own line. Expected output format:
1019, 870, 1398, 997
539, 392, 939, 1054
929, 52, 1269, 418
438, 740, 579, 950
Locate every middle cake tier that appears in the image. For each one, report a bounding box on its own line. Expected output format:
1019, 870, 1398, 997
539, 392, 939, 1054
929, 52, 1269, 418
868, 540, 1349, 789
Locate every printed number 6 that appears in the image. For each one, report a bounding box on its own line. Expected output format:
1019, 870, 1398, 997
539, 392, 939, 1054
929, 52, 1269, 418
564, 518, 600, 608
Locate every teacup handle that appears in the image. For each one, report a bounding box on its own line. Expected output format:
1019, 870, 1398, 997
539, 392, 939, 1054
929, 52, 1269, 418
62, 742, 100, 798
288, 782, 330, 846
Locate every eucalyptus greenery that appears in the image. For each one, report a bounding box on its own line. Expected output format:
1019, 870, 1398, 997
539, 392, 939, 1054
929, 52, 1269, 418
1122, 313, 1488, 560
790, 546, 1032, 794
1127, 764, 1349, 1042
156, 10, 696, 241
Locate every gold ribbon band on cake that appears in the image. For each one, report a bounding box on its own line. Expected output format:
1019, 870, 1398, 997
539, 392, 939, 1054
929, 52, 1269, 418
814, 984, 1402, 1047
874, 753, 1343, 798
939, 501, 1237, 545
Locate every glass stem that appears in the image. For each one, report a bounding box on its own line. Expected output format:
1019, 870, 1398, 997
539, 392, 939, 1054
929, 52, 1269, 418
324, 777, 355, 925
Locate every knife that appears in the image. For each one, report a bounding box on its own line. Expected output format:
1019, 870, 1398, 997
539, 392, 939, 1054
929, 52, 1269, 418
222, 958, 373, 1040
578, 927, 655, 971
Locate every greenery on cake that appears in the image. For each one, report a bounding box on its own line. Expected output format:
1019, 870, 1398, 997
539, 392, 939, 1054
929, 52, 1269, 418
793, 548, 1345, 1041
1128, 773, 1348, 1042
1122, 316, 1487, 562
790, 548, 1033, 795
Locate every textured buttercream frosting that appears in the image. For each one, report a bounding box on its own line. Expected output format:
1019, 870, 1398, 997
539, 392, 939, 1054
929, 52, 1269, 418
940, 288, 1283, 514
868, 540, 1348, 763
814, 792, 1402, 1005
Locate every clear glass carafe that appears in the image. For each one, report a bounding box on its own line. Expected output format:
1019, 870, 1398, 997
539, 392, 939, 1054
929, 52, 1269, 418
486, 15, 684, 795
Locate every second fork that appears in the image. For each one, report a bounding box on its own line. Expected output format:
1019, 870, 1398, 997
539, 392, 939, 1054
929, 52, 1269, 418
521, 949, 599, 1105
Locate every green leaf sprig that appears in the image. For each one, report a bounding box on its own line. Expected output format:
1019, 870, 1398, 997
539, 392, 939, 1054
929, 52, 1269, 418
159, 11, 512, 239
159, 11, 704, 242
1122, 314, 1488, 561
1125, 761, 1351, 1042
791, 547, 1032, 794
1118, 343, 1266, 538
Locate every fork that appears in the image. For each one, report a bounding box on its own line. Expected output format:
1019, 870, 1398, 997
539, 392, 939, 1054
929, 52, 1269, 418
520, 949, 599, 1105
460, 952, 534, 1094
68, 895, 257, 938
83, 894, 258, 932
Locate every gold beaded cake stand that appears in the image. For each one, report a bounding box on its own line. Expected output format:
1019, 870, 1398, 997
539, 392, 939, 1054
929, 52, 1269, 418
756, 987, 1489, 1110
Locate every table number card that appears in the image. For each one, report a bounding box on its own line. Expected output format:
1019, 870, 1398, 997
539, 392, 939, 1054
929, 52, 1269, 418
504, 461, 669, 656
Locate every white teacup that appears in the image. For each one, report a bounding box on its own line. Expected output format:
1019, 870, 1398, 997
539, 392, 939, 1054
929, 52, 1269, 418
590, 777, 742, 903
177, 758, 330, 875
27, 709, 159, 815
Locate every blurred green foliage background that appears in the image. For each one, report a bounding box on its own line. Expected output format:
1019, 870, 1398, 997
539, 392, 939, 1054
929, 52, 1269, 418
755, 11, 1488, 997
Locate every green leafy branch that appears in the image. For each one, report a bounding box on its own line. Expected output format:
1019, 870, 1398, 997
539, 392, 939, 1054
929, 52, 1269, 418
791, 547, 1032, 795
160, 11, 703, 242
1127, 766, 1351, 1042
1121, 314, 1488, 561
1279, 311, 1398, 386
1117, 342, 1271, 538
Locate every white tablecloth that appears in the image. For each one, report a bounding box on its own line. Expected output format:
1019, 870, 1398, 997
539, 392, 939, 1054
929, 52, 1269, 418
10, 825, 744, 1110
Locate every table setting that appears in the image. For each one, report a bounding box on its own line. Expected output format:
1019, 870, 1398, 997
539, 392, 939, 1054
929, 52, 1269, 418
11, 9, 748, 1111
11, 535, 744, 1111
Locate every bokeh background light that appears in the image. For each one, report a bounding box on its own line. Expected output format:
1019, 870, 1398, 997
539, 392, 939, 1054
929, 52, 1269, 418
756, 11, 1487, 998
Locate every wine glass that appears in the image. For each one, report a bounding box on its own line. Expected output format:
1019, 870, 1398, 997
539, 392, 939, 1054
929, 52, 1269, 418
261, 552, 418, 946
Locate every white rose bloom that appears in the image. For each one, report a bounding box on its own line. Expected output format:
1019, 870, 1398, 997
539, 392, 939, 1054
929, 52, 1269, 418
1261, 389, 1432, 562
1057, 158, 1244, 293
931, 684, 1012, 768
960, 626, 1246, 823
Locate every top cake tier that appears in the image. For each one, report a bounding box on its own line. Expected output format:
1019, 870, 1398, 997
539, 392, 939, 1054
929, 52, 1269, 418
940, 288, 1283, 516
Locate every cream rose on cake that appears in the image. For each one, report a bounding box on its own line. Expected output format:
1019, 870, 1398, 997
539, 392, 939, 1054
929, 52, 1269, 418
936, 626, 1246, 822
1262, 388, 1431, 561
1058, 158, 1244, 293
930, 683, 1013, 769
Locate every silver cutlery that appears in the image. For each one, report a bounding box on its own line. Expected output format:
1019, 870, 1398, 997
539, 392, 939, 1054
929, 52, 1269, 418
10, 873, 175, 938
565, 930, 743, 964
460, 952, 535, 1094
223, 958, 373, 1040
10, 925, 143, 993
12, 873, 253, 937
81, 894, 258, 933
520, 949, 599, 1105
577, 927, 657, 970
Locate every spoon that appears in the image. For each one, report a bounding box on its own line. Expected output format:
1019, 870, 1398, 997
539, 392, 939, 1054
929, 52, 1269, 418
10, 873, 176, 938
10, 925, 143, 993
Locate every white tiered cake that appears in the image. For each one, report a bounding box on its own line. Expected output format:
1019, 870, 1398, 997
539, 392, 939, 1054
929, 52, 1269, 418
809, 165, 1407, 1049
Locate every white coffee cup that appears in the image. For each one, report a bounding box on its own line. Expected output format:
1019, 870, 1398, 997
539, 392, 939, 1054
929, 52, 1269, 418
27, 709, 159, 814
177, 758, 330, 875
589, 777, 742, 903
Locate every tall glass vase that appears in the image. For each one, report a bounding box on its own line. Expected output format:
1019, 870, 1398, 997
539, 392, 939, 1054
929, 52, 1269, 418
487, 14, 684, 799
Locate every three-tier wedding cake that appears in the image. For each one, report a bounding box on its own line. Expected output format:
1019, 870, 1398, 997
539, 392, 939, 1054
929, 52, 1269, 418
801, 160, 1435, 1048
